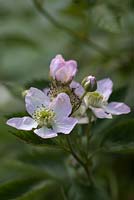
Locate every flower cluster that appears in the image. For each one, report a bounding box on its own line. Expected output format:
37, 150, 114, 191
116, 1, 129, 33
7, 55, 130, 139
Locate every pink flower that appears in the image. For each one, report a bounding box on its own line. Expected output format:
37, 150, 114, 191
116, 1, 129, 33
50, 55, 77, 83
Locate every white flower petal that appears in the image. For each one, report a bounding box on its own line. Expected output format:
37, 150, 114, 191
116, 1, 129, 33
70, 81, 84, 97
105, 102, 130, 115
25, 87, 50, 115
7, 117, 38, 130
54, 117, 78, 134
72, 103, 88, 124
77, 117, 89, 124
34, 127, 58, 139
50, 93, 72, 120
90, 107, 112, 119
97, 78, 113, 100
43, 88, 50, 96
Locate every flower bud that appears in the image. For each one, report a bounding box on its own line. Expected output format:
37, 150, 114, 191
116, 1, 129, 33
82, 75, 97, 92
50, 54, 77, 84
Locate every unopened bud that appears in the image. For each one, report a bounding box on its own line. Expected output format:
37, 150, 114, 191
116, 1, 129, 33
82, 75, 97, 92
49, 54, 77, 84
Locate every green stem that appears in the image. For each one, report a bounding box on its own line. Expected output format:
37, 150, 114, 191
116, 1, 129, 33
87, 148, 103, 161
66, 135, 94, 185
33, 0, 109, 57
80, 91, 87, 101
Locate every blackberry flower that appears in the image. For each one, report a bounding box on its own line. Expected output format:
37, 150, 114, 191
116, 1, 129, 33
7, 88, 78, 138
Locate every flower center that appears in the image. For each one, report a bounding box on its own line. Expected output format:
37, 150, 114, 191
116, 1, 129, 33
85, 92, 107, 108
49, 83, 81, 112
32, 106, 55, 128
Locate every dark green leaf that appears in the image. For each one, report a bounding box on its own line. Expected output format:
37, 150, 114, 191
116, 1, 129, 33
0, 176, 45, 200
100, 119, 134, 154
9, 129, 56, 146
24, 79, 50, 90
16, 181, 66, 200
69, 182, 110, 200
109, 85, 128, 102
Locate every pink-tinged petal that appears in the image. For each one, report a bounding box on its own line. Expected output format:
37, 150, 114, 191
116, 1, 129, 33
90, 107, 112, 119
6, 117, 38, 130
66, 60, 77, 77
50, 55, 65, 78
34, 127, 58, 139
105, 102, 131, 115
70, 81, 84, 97
54, 117, 78, 134
55, 60, 77, 83
25, 87, 50, 115
97, 78, 113, 100
50, 54, 77, 83
43, 88, 50, 96
50, 93, 72, 119
55, 67, 68, 83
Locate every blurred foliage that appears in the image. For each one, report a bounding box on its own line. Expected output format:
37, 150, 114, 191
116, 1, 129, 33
0, 0, 134, 199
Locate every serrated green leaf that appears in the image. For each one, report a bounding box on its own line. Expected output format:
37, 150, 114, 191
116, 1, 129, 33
9, 129, 56, 146
7, 124, 69, 150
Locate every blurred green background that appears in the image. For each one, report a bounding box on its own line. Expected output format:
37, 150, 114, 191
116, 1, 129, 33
0, 0, 133, 199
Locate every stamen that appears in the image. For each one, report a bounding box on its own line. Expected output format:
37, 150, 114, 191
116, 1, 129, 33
86, 92, 107, 108
32, 106, 55, 128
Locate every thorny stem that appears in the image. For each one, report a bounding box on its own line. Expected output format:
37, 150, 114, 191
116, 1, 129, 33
66, 135, 94, 185
33, 0, 109, 57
